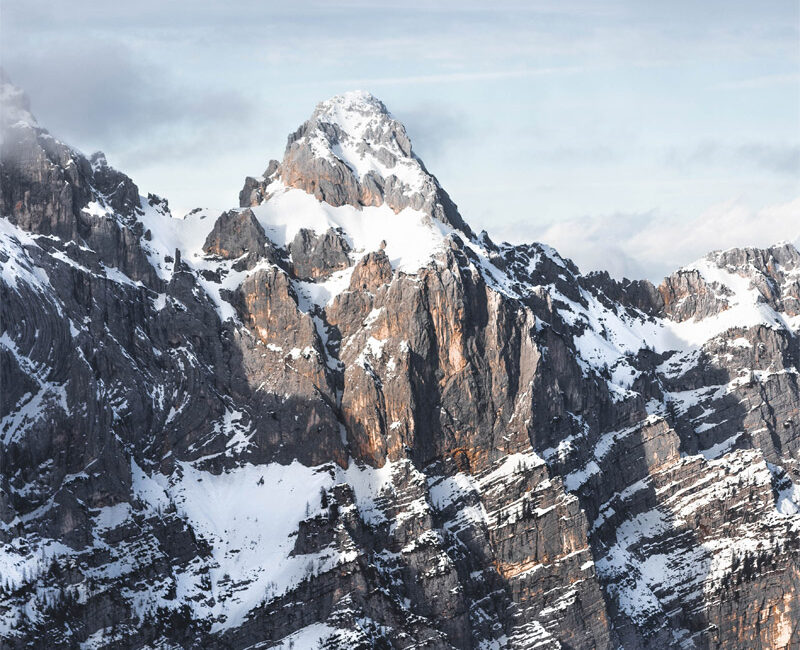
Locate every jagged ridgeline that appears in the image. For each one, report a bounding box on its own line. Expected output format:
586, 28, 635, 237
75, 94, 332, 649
1, 77, 799, 649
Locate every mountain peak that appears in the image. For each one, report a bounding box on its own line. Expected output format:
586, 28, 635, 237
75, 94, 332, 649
315, 89, 390, 120
295, 89, 415, 177
238, 91, 473, 235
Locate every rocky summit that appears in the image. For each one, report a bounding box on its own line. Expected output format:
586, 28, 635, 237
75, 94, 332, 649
1, 78, 799, 649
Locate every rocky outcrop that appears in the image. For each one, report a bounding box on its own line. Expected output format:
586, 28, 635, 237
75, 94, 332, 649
658, 269, 731, 321
346, 247, 391, 292
201, 207, 287, 272
203, 208, 268, 260
289, 227, 350, 280
239, 159, 279, 208
657, 243, 800, 323
89, 152, 141, 219
584, 271, 665, 316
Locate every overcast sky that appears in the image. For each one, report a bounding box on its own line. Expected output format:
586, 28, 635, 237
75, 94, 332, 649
3, 0, 799, 280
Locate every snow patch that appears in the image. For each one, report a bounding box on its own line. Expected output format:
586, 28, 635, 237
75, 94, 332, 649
251, 183, 451, 274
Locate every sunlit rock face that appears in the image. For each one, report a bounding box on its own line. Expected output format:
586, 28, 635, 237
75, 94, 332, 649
1, 78, 799, 649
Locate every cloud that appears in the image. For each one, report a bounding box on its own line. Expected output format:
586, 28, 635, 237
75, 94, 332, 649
717, 72, 800, 90
736, 144, 800, 175
505, 197, 800, 282
3, 39, 256, 156
324, 66, 588, 88
667, 141, 800, 176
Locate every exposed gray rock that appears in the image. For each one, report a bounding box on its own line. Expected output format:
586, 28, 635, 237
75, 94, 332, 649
204, 209, 268, 259
659, 268, 732, 321
202, 207, 287, 272
289, 227, 350, 280
239, 159, 279, 208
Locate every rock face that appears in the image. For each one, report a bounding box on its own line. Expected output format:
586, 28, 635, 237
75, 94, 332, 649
1, 79, 800, 649
203, 208, 268, 261
289, 227, 351, 280
239, 159, 279, 208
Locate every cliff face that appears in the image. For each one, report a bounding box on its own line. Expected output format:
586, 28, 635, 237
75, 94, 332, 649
1, 83, 799, 649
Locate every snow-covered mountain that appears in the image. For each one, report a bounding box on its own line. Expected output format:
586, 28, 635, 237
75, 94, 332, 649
1, 76, 799, 649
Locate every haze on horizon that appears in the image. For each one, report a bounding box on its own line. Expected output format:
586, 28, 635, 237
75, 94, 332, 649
2, 0, 798, 282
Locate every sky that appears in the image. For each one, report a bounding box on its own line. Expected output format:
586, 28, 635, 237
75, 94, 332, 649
2, 0, 799, 281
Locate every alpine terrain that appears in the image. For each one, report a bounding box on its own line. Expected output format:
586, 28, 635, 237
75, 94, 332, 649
1, 75, 799, 649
